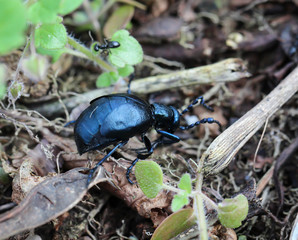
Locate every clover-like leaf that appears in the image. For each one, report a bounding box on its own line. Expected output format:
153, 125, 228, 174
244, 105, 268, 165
35, 23, 67, 50
178, 173, 192, 194
171, 191, 189, 212
218, 194, 249, 228
37, 47, 66, 63
58, 0, 84, 15
108, 30, 143, 68
0, 0, 27, 55
118, 65, 134, 77
96, 72, 119, 88
28, 0, 60, 24
135, 160, 163, 199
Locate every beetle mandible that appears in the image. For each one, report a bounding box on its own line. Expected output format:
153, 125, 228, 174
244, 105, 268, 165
73, 75, 222, 186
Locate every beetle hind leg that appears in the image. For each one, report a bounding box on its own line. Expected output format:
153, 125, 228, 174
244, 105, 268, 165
87, 140, 128, 187
126, 158, 140, 184
126, 135, 155, 184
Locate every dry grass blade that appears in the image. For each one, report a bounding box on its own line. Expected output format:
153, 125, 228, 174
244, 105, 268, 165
202, 66, 298, 174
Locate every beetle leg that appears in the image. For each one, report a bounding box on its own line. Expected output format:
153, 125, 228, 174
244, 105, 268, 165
156, 130, 180, 143
126, 158, 139, 184
142, 135, 152, 152
180, 96, 214, 116
179, 117, 222, 131
87, 140, 128, 187
64, 120, 76, 127
126, 135, 155, 184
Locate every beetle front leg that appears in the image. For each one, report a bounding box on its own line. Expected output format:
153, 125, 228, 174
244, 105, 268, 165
156, 130, 180, 143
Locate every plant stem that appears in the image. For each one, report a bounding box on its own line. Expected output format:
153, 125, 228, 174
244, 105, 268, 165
193, 158, 208, 240
67, 36, 116, 72
162, 184, 181, 193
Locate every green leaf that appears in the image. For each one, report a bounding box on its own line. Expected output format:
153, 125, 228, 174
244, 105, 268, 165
72, 11, 89, 25
135, 160, 163, 199
118, 65, 134, 77
171, 191, 189, 212
35, 23, 67, 50
58, 0, 84, 15
178, 173, 192, 194
218, 194, 249, 228
108, 30, 143, 68
28, 0, 61, 24
238, 236, 247, 240
21, 54, 48, 81
151, 209, 196, 240
0, 0, 27, 55
103, 5, 134, 38
8, 81, 24, 100
96, 72, 119, 88
0, 166, 10, 185
37, 47, 66, 62
0, 64, 7, 99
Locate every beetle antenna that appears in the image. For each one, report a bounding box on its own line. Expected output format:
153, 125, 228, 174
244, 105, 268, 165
180, 96, 214, 116
127, 73, 135, 94
180, 118, 222, 131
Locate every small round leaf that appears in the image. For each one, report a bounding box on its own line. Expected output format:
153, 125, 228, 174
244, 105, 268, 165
118, 65, 134, 77
96, 72, 119, 88
27, 0, 60, 24
171, 191, 189, 212
58, 0, 84, 15
35, 23, 67, 50
135, 160, 163, 199
0, 0, 27, 55
218, 194, 249, 228
178, 173, 192, 194
108, 30, 143, 68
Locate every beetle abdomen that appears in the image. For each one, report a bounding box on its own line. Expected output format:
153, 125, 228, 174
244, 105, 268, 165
74, 94, 154, 155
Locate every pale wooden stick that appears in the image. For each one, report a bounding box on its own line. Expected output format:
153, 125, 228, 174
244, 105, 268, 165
34, 58, 250, 117
202, 66, 298, 174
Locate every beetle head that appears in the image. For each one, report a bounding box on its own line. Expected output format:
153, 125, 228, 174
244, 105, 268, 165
152, 103, 180, 132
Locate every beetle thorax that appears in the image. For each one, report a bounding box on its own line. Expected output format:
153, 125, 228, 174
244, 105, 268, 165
151, 103, 180, 132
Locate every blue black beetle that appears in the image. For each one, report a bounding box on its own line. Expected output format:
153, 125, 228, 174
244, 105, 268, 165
73, 78, 222, 185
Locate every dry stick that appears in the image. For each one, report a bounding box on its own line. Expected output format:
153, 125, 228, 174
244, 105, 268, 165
33, 58, 250, 117
193, 66, 298, 239
202, 65, 298, 175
